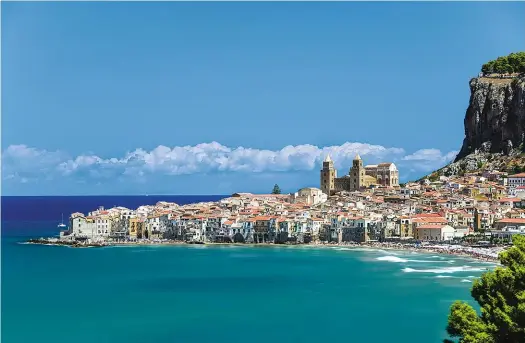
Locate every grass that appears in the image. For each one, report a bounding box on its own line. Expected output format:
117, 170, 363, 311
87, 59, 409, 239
478, 77, 515, 85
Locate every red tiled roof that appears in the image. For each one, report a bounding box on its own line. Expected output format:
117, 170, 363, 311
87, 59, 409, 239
508, 173, 525, 178
496, 218, 525, 224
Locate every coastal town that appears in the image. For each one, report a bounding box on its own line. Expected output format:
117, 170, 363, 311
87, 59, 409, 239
31, 154, 525, 261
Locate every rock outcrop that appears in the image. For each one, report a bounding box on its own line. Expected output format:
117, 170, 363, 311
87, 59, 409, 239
455, 76, 525, 161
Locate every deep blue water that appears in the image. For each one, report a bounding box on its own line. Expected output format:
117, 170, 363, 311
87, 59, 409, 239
1, 195, 227, 221
1, 196, 491, 343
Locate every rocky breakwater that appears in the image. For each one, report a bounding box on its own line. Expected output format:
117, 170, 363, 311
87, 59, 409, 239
27, 237, 109, 248
455, 75, 525, 161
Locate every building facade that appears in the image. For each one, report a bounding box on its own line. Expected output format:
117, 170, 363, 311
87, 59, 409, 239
291, 187, 328, 205
320, 155, 337, 195
320, 154, 400, 195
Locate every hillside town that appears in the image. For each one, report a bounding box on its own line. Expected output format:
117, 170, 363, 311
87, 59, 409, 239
39, 154, 525, 260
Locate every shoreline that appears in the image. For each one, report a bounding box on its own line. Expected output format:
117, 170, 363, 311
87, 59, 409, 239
24, 238, 503, 263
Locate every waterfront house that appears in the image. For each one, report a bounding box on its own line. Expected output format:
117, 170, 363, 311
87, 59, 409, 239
128, 217, 144, 240
66, 213, 97, 239
414, 224, 455, 241
253, 216, 272, 243
493, 217, 525, 230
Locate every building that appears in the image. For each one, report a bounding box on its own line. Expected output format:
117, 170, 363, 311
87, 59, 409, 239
493, 218, 525, 230
364, 162, 400, 187
291, 187, 328, 205
129, 217, 144, 239
320, 155, 337, 195
65, 213, 97, 239
320, 154, 399, 195
414, 224, 455, 241
505, 172, 525, 193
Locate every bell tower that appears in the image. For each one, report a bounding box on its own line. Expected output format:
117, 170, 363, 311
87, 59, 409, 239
320, 154, 336, 195
350, 153, 364, 191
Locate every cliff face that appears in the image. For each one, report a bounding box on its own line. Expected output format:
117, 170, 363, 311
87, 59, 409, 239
455, 76, 525, 162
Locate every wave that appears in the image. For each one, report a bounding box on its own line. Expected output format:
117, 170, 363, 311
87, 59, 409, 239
460, 279, 473, 283
376, 256, 408, 263
435, 275, 453, 278
353, 248, 397, 255
402, 266, 486, 274
376, 255, 454, 264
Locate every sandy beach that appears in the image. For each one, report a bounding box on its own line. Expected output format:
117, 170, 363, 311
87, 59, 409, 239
25, 237, 506, 263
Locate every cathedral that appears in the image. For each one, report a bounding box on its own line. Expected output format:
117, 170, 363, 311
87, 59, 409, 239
320, 154, 399, 195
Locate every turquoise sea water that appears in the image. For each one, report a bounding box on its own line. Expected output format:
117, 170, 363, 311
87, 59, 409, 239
2, 228, 495, 343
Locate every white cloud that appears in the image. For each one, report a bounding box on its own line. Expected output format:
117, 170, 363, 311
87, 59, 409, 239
401, 148, 458, 171
1, 142, 456, 184
1, 144, 67, 182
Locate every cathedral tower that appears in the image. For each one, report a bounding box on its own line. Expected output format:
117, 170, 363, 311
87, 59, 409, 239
349, 153, 364, 191
320, 154, 336, 195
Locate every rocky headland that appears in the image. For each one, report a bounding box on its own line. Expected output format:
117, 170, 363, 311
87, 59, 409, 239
422, 52, 525, 180
456, 75, 525, 160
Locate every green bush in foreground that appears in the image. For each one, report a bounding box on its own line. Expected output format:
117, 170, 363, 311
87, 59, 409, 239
481, 52, 525, 75
444, 235, 525, 343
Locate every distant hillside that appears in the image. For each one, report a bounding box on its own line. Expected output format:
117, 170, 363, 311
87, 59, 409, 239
419, 151, 525, 182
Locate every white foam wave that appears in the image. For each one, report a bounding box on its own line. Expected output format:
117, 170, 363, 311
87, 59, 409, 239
460, 279, 472, 283
354, 248, 396, 254
435, 275, 453, 278
376, 255, 454, 264
402, 266, 485, 274
376, 256, 408, 263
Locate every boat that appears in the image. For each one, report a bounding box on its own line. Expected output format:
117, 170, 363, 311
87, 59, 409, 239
57, 214, 67, 228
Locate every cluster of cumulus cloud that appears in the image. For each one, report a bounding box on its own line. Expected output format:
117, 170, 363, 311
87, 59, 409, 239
1, 142, 457, 183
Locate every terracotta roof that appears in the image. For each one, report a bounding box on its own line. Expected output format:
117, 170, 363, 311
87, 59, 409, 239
496, 218, 525, 224
508, 173, 525, 178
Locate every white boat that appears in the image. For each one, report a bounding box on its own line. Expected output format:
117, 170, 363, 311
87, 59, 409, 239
58, 214, 67, 228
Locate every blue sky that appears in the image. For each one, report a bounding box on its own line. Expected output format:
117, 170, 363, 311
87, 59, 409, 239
2, 1, 524, 195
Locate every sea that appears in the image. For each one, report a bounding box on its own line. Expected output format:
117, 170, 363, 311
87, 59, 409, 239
1, 196, 495, 343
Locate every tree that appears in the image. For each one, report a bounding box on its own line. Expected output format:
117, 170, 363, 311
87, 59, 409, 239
271, 184, 281, 194
481, 52, 525, 75
444, 235, 525, 343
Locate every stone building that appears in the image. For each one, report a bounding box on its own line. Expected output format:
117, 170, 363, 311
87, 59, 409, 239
364, 162, 400, 187
320, 155, 337, 195
291, 187, 328, 206
320, 154, 400, 195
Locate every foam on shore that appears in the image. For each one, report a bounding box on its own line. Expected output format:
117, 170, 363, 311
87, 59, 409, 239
376, 255, 454, 264
402, 266, 485, 274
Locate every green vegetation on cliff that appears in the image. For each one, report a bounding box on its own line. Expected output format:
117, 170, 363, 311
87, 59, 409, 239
481, 52, 525, 74
444, 235, 525, 343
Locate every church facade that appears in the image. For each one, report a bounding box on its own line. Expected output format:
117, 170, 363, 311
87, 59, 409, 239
320, 154, 399, 195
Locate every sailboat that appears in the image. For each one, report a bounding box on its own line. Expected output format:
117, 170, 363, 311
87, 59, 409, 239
58, 214, 67, 229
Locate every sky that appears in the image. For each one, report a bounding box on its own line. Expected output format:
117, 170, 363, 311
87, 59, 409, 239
2, 1, 525, 196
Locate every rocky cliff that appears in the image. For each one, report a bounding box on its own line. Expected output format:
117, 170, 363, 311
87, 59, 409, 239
455, 76, 525, 161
